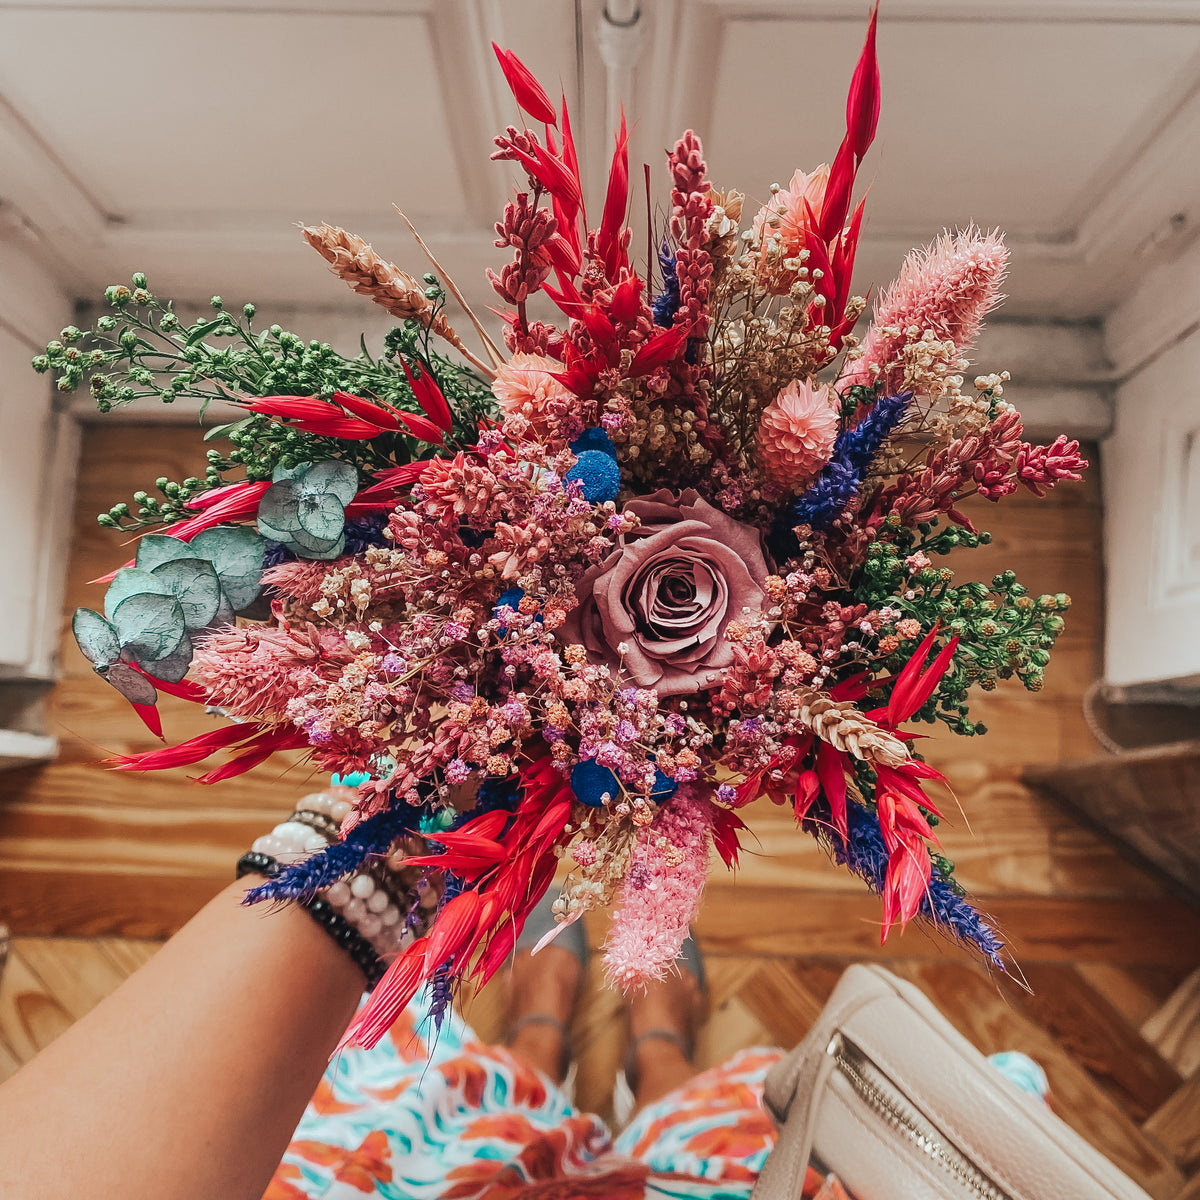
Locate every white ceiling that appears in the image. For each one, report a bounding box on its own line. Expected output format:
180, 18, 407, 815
4, 0, 1200, 323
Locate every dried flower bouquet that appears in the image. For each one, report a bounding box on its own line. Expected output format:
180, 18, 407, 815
39, 9, 1086, 1047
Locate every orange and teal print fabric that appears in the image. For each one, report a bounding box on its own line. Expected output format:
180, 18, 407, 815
264, 990, 799, 1199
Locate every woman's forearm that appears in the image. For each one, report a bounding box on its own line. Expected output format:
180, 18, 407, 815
0, 878, 364, 1200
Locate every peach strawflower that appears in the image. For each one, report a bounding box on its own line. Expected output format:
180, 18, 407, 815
752, 164, 830, 292
491, 352, 575, 443
755, 378, 839, 489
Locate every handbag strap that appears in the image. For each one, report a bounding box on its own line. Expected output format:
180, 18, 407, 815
750, 1039, 839, 1200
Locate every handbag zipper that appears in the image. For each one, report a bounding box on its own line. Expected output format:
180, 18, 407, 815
827, 1033, 1014, 1200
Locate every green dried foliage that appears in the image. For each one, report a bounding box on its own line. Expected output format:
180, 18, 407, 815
854, 521, 1069, 736
33, 275, 496, 532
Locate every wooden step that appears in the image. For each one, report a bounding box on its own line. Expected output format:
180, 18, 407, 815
697, 884, 1200, 967
1144, 1072, 1200, 1177
1024, 741, 1200, 904
1008, 962, 1183, 1123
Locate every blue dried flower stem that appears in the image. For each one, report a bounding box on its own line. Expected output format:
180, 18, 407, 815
246, 771, 524, 907
652, 238, 681, 329
343, 513, 390, 555
803, 793, 1006, 969
244, 801, 431, 903
769, 390, 912, 560
427, 870, 466, 1029
425, 776, 527, 1027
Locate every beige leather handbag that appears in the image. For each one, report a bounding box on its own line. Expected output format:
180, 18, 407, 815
750, 964, 1151, 1200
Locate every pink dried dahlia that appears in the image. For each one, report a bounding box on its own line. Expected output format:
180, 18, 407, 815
755, 379, 839, 489
490, 352, 576, 443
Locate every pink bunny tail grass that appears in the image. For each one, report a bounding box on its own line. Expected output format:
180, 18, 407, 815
841, 226, 1008, 395
603, 784, 714, 991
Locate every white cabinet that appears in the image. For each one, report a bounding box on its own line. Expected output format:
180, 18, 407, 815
1103, 235, 1200, 699
0, 233, 77, 765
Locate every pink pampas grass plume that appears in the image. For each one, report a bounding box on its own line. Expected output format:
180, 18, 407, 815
191, 623, 348, 721
840, 226, 1008, 394
756, 378, 839, 490
604, 784, 713, 990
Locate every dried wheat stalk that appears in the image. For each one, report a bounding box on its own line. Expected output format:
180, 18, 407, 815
795, 688, 909, 767
393, 206, 505, 370
301, 224, 495, 378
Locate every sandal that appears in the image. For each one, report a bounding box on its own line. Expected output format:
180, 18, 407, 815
504, 891, 588, 1091
613, 930, 707, 1126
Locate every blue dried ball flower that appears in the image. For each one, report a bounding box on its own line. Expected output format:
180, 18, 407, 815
571, 759, 619, 808
569, 427, 617, 458
493, 586, 531, 635
566, 449, 621, 504
494, 586, 524, 615
650, 769, 677, 801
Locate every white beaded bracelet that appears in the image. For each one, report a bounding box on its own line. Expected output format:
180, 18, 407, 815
251, 789, 416, 960
324, 868, 412, 959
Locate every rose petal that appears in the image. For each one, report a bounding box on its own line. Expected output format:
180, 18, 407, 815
556, 493, 771, 697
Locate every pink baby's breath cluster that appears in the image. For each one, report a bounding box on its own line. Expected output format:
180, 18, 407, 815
603, 783, 714, 989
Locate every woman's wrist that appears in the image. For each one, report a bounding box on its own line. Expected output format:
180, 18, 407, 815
238, 785, 439, 986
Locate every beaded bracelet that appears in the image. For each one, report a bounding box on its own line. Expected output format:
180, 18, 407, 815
240, 789, 422, 969
236, 850, 281, 880
286, 809, 341, 841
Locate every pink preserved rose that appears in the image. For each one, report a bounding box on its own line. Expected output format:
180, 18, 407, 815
560, 489, 771, 696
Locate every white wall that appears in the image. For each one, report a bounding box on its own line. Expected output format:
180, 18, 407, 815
1103, 324, 1200, 691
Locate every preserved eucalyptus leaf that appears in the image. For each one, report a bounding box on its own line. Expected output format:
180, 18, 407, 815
257, 479, 305, 535
72, 608, 120, 667
111, 592, 187, 663
103, 567, 173, 622
133, 629, 194, 683
301, 459, 358, 507
208, 592, 235, 630
104, 662, 159, 706
294, 490, 345, 541
291, 529, 346, 560
135, 533, 192, 573
256, 516, 295, 547
190, 525, 265, 610
151, 558, 222, 630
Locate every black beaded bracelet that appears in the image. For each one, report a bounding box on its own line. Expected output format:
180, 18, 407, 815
306, 897, 386, 989
236, 850, 282, 880
236, 852, 385, 989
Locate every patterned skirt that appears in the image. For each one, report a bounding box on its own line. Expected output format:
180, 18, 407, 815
263, 991, 843, 1200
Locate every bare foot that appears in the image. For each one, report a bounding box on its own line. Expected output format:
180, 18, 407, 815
505, 944, 582, 1083
626, 965, 705, 1113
